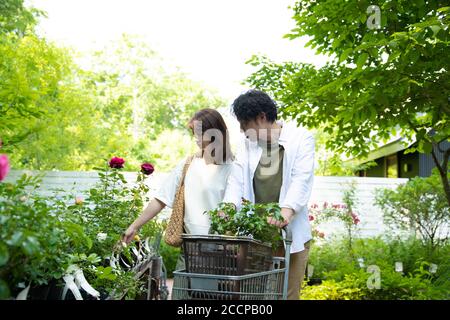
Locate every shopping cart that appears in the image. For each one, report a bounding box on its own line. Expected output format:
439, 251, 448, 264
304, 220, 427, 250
107, 230, 169, 300
172, 227, 292, 300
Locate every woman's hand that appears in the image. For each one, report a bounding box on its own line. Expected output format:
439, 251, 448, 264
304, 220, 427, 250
122, 225, 138, 245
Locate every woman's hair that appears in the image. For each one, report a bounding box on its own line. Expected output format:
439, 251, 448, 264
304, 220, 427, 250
188, 108, 233, 164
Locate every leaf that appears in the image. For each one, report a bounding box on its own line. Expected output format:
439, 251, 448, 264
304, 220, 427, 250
356, 53, 369, 70
429, 25, 441, 36
0, 243, 9, 267
339, 48, 353, 64
0, 280, 10, 299
22, 236, 40, 256
6, 231, 23, 246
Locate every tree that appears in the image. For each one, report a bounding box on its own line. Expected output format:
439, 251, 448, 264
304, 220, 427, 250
245, 1, 450, 205
0, 0, 43, 35
376, 170, 450, 250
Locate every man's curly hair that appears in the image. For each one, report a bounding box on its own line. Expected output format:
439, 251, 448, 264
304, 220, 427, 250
231, 89, 278, 123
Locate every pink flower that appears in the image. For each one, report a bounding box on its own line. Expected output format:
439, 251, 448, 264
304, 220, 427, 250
140, 162, 155, 175
323, 202, 328, 209
0, 154, 10, 181
109, 157, 125, 169
310, 203, 318, 209
350, 212, 360, 225
309, 215, 315, 221
75, 196, 83, 205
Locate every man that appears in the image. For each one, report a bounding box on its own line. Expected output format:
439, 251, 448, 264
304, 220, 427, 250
222, 89, 314, 300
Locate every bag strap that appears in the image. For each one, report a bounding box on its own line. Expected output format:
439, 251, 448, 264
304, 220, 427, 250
178, 155, 194, 189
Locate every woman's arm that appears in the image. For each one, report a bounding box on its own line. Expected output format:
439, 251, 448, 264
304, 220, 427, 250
122, 198, 166, 244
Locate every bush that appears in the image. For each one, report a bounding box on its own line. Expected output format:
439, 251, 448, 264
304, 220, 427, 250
306, 236, 449, 300
301, 275, 364, 300
0, 174, 92, 298
0, 157, 164, 299
159, 241, 180, 278
375, 170, 449, 250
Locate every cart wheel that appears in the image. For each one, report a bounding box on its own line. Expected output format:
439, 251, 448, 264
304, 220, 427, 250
159, 286, 169, 300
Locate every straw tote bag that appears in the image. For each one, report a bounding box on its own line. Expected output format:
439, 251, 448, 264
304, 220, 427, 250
163, 155, 194, 247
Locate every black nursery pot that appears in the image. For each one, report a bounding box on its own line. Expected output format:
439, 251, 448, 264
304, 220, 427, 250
307, 278, 323, 285
46, 280, 65, 300
28, 283, 52, 300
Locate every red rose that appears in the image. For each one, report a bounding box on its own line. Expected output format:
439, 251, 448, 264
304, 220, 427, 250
109, 157, 125, 169
141, 162, 155, 175
309, 215, 314, 221
318, 232, 325, 238
0, 154, 10, 181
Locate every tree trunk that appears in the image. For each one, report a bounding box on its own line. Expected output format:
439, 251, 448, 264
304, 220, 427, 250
431, 147, 450, 207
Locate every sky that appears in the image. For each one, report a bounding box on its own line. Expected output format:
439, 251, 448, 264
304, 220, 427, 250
29, 0, 329, 102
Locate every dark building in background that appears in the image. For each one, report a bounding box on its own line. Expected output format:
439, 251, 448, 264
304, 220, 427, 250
352, 138, 450, 178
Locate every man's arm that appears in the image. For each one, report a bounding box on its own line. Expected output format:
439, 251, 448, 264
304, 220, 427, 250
271, 131, 315, 227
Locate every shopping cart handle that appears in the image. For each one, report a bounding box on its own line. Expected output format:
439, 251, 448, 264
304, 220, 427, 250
282, 226, 293, 244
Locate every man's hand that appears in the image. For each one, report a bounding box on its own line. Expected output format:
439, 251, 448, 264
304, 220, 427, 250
267, 207, 294, 228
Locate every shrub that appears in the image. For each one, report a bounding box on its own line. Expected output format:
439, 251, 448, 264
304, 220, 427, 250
0, 174, 91, 298
306, 236, 449, 300
375, 170, 449, 250
0, 157, 162, 299
301, 274, 364, 300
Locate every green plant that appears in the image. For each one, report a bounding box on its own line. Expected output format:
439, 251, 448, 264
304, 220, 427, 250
301, 275, 365, 300
206, 199, 284, 248
375, 170, 449, 251
306, 235, 449, 300
245, 1, 450, 205
159, 241, 180, 278
0, 174, 92, 298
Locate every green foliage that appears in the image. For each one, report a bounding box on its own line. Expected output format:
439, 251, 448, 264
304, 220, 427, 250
206, 199, 284, 248
159, 241, 180, 278
1, 22, 222, 172
0, 161, 165, 299
0, 0, 44, 35
245, 0, 450, 203
375, 170, 450, 249
306, 236, 449, 300
0, 174, 92, 296
314, 129, 378, 176
301, 276, 364, 300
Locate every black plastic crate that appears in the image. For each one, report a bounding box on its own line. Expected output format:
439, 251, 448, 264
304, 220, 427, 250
182, 234, 273, 276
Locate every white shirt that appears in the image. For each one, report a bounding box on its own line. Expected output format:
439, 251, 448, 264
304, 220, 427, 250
223, 121, 315, 253
154, 156, 233, 235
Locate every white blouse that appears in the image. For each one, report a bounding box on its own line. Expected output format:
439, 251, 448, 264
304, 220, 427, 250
153, 156, 233, 235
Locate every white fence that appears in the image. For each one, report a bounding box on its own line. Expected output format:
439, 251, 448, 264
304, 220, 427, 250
4, 170, 409, 238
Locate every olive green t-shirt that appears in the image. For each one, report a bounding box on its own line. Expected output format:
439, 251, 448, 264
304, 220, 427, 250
253, 141, 284, 204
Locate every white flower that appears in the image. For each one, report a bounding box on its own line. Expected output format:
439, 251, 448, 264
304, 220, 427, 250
97, 233, 107, 242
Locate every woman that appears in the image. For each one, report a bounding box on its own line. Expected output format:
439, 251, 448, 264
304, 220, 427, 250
122, 108, 233, 248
